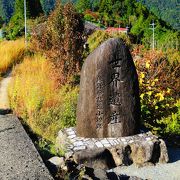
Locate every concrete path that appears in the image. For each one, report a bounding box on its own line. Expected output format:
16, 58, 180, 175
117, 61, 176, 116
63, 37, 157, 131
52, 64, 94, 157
0, 75, 53, 180
0, 73, 12, 109
0, 115, 53, 180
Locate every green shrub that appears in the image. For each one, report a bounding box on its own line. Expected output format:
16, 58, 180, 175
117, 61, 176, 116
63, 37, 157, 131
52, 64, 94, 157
87, 30, 131, 53
134, 48, 180, 135
36, 85, 79, 142
5, 0, 43, 40
158, 100, 180, 135
84, 14, 96, 22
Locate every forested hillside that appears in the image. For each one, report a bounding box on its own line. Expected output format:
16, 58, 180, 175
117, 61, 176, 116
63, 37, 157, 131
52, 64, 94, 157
0, 0, 178, 50
0, 0, 179, 30
66, 0, 180, 31
138, 0, 180, 30
75, 0, 179, 50
0, 0, 55, 24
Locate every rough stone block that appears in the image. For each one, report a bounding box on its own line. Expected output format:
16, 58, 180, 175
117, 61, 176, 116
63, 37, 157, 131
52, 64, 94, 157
76, 38, 141, 138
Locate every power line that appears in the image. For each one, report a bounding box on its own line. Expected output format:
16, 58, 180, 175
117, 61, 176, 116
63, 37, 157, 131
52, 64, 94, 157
24, 0, 27, 47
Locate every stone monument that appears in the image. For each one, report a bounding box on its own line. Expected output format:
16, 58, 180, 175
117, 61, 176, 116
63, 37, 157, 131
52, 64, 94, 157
76, 38, 141, 138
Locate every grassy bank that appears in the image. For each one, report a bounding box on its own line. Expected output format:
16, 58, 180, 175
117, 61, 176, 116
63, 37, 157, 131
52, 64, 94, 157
8, 54, 78, 143
0, 38, 25, 75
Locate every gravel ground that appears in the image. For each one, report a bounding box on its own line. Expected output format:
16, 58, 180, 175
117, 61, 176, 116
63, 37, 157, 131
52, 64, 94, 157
0, 114, 53, 180
111, 147, 180, 180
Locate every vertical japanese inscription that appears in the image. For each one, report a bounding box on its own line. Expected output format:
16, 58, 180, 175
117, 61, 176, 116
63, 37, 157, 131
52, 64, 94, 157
108, 53, 123, 124
96, 75, 104, 129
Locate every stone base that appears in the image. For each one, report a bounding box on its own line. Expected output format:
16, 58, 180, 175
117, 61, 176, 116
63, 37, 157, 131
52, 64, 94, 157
56, 127, 169, 169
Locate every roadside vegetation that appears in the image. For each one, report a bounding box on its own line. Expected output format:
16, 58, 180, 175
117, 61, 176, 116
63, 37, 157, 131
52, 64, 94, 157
9, 54, 78, 142
8, 2, 81, 144
133, 47, 180, 136
0, 38, 25, 76
87, 30, 131, 52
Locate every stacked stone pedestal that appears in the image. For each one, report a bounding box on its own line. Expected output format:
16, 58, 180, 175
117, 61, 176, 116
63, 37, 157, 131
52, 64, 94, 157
56, 127, 169, 169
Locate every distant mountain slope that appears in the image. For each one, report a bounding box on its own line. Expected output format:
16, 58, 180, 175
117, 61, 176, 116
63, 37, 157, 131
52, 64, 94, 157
0, 0, 179, 31
138, 0, 180, 30
62, 0, 179, 30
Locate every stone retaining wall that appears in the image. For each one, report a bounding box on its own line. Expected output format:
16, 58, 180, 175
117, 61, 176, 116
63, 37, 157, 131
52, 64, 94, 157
56, 127, 169, 169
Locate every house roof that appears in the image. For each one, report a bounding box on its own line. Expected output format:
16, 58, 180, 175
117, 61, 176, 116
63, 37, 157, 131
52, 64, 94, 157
106, 27, 128, 32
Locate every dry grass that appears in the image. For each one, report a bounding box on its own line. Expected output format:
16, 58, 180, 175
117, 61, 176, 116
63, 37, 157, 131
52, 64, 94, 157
8, 54, 58, 140
9, 54, 58, 120
8, 54, 78, 142
0, 38, 25, 75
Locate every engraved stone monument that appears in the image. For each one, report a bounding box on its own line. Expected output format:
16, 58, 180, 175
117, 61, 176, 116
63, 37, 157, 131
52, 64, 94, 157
76, 38, 140, 138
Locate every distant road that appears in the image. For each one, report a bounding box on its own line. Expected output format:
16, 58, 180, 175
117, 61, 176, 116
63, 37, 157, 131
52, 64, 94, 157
0, 73, 12, 109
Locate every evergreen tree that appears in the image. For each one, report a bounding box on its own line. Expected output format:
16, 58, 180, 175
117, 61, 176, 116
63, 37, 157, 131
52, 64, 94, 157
5, 0, 43, 39
5, 0, 26, 39
91, 0, 100, 11
99, 0, 113, 15
29, 0, 43, 17
76, 0, 91, 13
138, 0, 180, 30
99, 0, 113, 26
0, 0, 15, 23
40, 0, 55, 15
12, 0, 42, 19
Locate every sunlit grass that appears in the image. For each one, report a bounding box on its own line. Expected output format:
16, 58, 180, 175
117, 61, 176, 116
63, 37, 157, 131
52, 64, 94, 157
0, 38, 25, 75
8, 54, 78, 142
9, 54, 57, 117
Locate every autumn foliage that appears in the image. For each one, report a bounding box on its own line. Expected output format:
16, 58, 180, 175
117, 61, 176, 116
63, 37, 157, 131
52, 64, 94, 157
133, 46, 180, 135
31, 2, 84, 84
9, 55, 78, 142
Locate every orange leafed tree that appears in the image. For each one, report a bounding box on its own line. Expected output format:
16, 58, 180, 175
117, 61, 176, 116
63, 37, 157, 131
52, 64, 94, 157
31, 2, 84, 84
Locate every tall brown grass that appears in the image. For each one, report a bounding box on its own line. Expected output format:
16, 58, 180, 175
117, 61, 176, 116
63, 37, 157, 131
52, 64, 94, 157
9, 54, 78, 142
0, 38, 25, 75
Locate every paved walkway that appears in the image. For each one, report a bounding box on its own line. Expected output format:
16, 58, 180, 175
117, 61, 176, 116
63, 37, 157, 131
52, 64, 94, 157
0, 75, 53, 180
0, 73, 12, 109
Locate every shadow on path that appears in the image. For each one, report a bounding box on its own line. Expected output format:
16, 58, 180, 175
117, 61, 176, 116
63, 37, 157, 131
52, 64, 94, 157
167, 146, 180, 163
0, 109, 12, 115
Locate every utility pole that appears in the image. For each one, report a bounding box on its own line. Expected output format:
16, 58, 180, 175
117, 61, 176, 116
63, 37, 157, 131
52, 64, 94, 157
24, 0, 27, 47
126, 25, 129, 35
150, 20, 155, 50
